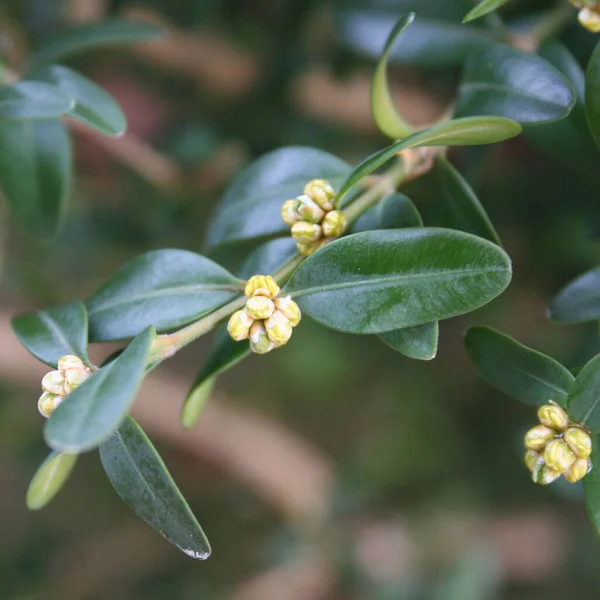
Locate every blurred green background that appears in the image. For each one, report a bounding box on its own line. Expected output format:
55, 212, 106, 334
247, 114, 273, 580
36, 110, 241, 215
2, 0, 600, 598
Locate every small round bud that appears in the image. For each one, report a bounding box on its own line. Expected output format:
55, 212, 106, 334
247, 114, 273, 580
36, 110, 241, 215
281, 200, 300, 227
537, 403, 569, 431
564, 458, 592, 483
524, 425, 555, 451
525, 450, 542, 473
293, 195, 326, 224
245, 296, 275, 320
57, 355, 86, 374
38, 392, 62, 418
534, 464, 561, 486
544, 439, 576, 474
41, 370, 66, 396
244, 275, 280, 298
321, 210, 347, 238
564, 426, 593, 459
274, 296, 301, 327
249, 321, 275, 355
291, 221, 322, 245
304, 179, 336, 211
227, 310, 254, 341
296, 240, 327, 256
265, 310, 293, 347
579, 7, 600, 32
64, 368, 90, 393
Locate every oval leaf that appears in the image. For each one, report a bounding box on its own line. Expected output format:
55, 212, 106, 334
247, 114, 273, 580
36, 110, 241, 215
12, 301, 89, 368
26, 451, 78, 510
464, 0, 512, 23
379, 322, 438, 360
549, 266, 600, 323
44, 327, 154, 453
586, 41, 600, 150
567, 353, 600, 432
377, 193, 423, 229
100, 417, 211, 560
465, 326, 574, 407
285, 229, 512, 334
0, 81, 74, 120
86, 249, 242, 342
583, 434, 600, 537
205, 147, 351, 249
335, 117, 522, 205
371, 13, 416, 139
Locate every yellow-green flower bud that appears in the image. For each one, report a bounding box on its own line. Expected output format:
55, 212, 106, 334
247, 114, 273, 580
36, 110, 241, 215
534, 464, 561, 486
57, 355, 86, 373
524, 425, 555, 451
524, 450, 542, 473
41, 370, 66, 396
321, 210, 347, 238
274, 296, 301, 327
537, 403, 569, 431
579, 7, 600, 32
281, 200, 300, 227
38, 392, 62, 419
564, 426, 593, 459
293, 195, 325, 224
296, 240, 327, 256
291, 221, 322, 245
564, 458, 592, 483
64, 368, 90, 393
249, 321, 274, 355
304, 179, 336, 211
544, 438, 576, 473
244, 275, 280, 298
265, 310, 293, 347
227, 310, 254, 341
245, 296, 275, 320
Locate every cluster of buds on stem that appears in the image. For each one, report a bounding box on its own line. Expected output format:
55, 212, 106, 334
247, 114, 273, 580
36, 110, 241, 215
38, 355, 92, 418
569, 0, 600, 32
227, 275, 301, 354
281, 179, 348, 256
524, 401, 593, 485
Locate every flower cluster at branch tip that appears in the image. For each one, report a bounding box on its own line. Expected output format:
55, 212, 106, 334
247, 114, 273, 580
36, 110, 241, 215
38, 355, 92, 418
281, 179, 348, 256
524, 401, 593, 485
227, 275, 301, 354
569, 0, 600, 32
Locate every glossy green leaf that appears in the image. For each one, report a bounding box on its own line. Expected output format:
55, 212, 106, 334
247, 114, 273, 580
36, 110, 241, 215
567, 353, 600, 432
436, 156, 500, 245
371, 13, 416, 139
26, 451, 78, 510
205, 147, 351, 249
0, 118, 71, 237
100, 417, 210, 560
335, 117, 522, 205
376, 193, 422, 228
464, 0, 512, 23
285, 229, 512, 334
549, 266, 600, 323
12, 301, 89, 368
45, 327, 154, 453
583, 434, 600, 538
34, 66, 126, 136
0, 81, 74, 120
31, 20, 164, 68
586, 41, 600, 150
379, 322, 438, 360
465, 326, 573, 407
455, 43, 575, 124
86, 250, 242, 342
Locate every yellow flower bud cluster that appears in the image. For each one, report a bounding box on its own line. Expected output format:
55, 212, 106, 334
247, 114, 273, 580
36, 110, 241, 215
281, 179, 348, 256
569, 0, 600, 32
524, 401, 593, 485
38, 355, 92, 418
227, 275, 301, 354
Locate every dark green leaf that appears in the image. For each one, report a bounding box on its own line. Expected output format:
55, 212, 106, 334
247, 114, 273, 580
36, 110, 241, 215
0, 81, 74, 120
86, 250, 242, 342
34, 66, 126, 136
45, 327, 154, 453
376, 193, 423, 228
285, 229, 512, 334
567, 353, 600, 432
31, 20, 164, 68
238, 237, 299, 279
100, 417, 211, 559
0, 118, 71, 237
205, 147, 351, 249
549, 266, 600, 323
455, 43, 575, 124
379, 322, 438, 360
586, 41, 600, 150
583, 434, 600, 538
464, 0, 512, 23
336, 117, 522, 205
26, 451, 78, 510
371, 13, 416, 139
11, 301, 89, 368
465, 326, 574, 407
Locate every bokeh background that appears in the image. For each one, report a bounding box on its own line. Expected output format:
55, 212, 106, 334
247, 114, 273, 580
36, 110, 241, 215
2, 0, 600, 598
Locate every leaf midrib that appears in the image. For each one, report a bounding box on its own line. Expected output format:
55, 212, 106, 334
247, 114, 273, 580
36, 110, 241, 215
38, 310, 83, 361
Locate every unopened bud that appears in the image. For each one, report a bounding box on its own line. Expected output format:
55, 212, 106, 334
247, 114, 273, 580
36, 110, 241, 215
579, 7, 600, 32
57, 355, 86, 374
564, 426, 593, 459
38, 392, 62, 418
564, 458, 592, 483
249, 321, 274, 355
534, 464, 561, 486
525, 450, 542, 473
227, 310, 254, 341
244, 275, 280, 298
41, 370, 65, 396
304, 179, 336, 211
294, 195, 325, 224
524, 425, 555, 451
281, 200, 300, 227
265, 310, 293, 347
245, 296, 275, 320
544, 439, 576, 473
321, 210, 347, 238
537, 403, 569, 431
297, 240, 327, 256
291, 221, 322, 245
274, 296, 301, 327
64, 368, 90, 393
